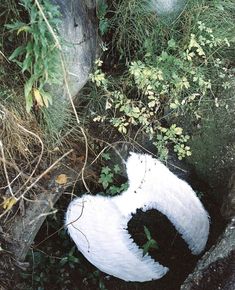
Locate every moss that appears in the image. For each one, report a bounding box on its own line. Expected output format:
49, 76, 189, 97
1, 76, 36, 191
187, 90, 235, 193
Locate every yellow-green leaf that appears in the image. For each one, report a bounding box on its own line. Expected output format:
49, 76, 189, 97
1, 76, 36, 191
17, 25, 30, 35
2, 197, 17, 210
174, 127, 183, 135
33, 88, 44, 107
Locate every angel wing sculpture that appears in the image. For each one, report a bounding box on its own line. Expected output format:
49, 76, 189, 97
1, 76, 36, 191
65, 152, 209, 282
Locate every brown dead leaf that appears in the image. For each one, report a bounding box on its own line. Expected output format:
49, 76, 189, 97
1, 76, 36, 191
55, 174, 68, 185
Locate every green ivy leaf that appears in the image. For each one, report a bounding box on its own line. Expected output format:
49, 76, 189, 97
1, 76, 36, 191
168, 39, 176, 49
101, 166, 111, 175
102, 153, 111, 160
113, 164, 121, 174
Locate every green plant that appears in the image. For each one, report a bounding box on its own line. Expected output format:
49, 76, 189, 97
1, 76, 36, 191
129, 24, 232, 113
99, 166, 114, 189
90, 14, 233, 160
87, 270, 107, 290
154, 125, 191, 161
142, 226, 159, 256
98, 153, 128, 195
59, 246, 79, 269
97, 0, 109, 36
110, 0, 167, 60
5, 0, 61, 112
89, 59, 108, 88
196, 191, 204, 200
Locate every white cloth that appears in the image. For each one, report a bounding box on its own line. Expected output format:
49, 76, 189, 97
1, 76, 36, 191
65, 152, 209, 282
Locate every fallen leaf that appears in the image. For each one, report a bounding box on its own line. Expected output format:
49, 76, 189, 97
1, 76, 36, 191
33, 88, 44, 107
55, 174, 68, 185
53, 147, 60, 152
2, 197, 17, 210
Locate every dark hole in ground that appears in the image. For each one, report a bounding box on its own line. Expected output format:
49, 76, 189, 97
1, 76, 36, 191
127, 208, 198, 285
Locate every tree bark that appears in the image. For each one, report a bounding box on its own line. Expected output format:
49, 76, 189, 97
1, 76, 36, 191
6, 166, 78, 261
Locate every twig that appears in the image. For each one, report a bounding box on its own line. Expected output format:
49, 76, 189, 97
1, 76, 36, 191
21, 149, 73, 198
0, 140, 14, 198
13, 124, 44, 197
34, 198, 88, 249
0, 149, 73, 220
0, 172, 22, 190
28, 209, 58, 225
89, 140, 127, 166
0, 50, 9, 63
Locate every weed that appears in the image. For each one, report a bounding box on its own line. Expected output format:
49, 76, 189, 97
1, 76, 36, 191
143, 226, 159, 256
99, 153, 128, 195
90, 13, 233, 160
154, 125, 191, 161
97, 0, 109, 36
5, 0, 62, 112
110, 0, 167, 60
99, 166, 114, 189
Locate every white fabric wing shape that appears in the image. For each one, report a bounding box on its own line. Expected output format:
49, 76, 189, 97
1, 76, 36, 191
65, 152, 210, 282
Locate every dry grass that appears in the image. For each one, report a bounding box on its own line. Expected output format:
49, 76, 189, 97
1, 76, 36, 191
0, 102, 43, 213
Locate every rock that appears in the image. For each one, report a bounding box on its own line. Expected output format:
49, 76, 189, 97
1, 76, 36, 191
49, 0, 97, 100
180, 220, 235, 290
221, 172, 235, 219
150, 0, 186, 20
42, 0, 97, 133
180, 171, 235, 289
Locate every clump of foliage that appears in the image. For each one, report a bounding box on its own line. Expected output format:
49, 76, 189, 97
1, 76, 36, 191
89, 1, 234, 160
5, 0, 62, 112
98, 152, 128, 195
97, 0, 109, 36
2, 0, 76, 141
110, 0, 166, 59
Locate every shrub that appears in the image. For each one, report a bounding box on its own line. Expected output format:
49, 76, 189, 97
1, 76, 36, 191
89, 5, 234, 160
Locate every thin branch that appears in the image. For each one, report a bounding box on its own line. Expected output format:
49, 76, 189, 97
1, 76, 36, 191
28, 209, 58, 226
21, 149, 73, 198
13, 124, 44, 197
0, 149, 73, 220
0, 140, 14, 198
0, 172, 22, 190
